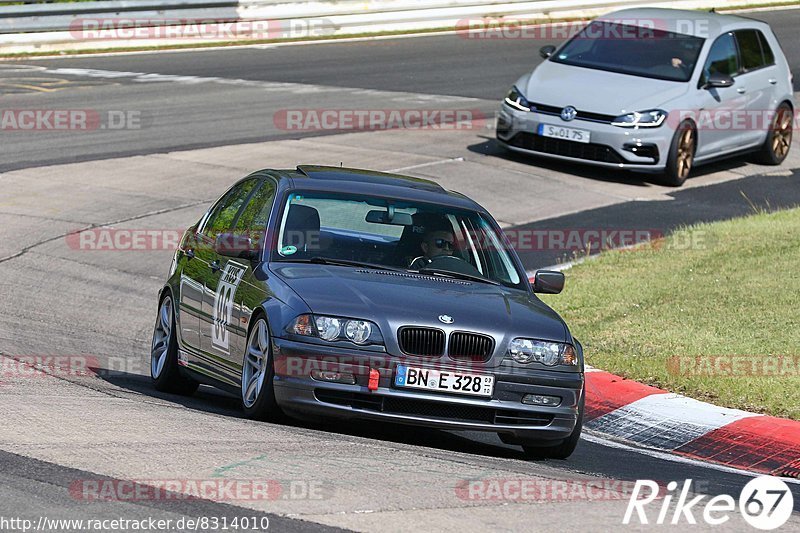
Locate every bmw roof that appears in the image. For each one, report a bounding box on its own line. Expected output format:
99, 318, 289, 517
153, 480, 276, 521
260, 165, 484, 211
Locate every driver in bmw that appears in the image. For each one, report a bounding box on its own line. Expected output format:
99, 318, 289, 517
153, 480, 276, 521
409, 223, 456, 270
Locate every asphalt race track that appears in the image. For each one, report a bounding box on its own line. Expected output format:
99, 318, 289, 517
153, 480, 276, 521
1, 7, 800, 532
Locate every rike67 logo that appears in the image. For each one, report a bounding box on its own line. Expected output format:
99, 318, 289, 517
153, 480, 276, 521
624, 476, 794, 530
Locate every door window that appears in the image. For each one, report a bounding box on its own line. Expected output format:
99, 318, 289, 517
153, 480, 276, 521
735, 30, 767, 72
201, 178, 260, 238
700, 33, 738, 86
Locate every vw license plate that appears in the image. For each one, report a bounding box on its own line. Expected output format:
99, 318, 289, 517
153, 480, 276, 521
538, 123, 591, 143
395, 365, 494, 397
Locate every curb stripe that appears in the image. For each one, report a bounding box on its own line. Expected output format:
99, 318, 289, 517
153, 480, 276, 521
584, 371, 665, 421
584, 370, 800, 476
585, 393, 760, 451
674, 416, 800, 476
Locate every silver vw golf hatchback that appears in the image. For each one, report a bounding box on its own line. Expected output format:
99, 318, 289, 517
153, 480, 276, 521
496, 8, 795, 185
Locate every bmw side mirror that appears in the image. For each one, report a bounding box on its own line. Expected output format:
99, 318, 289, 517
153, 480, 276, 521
539, 45, 556, 59
532, 270, 564, 294
214, 233, 259, 261
704, 72, 734, 89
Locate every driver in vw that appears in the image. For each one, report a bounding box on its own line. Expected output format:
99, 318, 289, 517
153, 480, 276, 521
409, 220, 456, 270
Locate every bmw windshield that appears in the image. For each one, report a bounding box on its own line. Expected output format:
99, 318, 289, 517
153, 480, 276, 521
272, 191, 526, 290
550, 21, 705, 82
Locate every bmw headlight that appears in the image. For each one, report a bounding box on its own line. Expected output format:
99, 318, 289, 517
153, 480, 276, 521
611, 109, 667, 128
315, 316, 341, 341
504, 86, 532, 112
507, 339, 578, 366
288, 314, 383, 346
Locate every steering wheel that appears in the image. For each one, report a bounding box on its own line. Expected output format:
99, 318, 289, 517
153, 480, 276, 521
424, 255, 483, 277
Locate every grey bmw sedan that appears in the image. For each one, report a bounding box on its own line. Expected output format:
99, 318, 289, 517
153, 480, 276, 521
151, 166, 584, 459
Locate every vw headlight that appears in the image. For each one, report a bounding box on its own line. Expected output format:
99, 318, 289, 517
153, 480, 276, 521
611, 109, 667, 128
507, 339, 578, 366
288, 314, 383, 346
504, 86, 532, 112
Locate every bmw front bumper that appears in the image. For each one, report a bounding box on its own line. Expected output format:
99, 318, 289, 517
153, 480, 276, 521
271, 337, 583, 442
496, 104, 673, 172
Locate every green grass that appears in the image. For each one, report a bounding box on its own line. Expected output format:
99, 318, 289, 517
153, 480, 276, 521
540, 207, 800, 420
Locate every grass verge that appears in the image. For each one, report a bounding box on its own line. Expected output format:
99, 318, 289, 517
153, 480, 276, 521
540, 207, 800, 420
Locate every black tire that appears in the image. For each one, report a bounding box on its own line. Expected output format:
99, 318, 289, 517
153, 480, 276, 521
241, 317, 284, 422
150, 294, 199, 395
521, 392, 584, 460
752, 102, 793, 165
663, 119, 696, 187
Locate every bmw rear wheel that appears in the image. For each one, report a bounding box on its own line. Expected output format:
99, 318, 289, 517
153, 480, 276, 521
663, 119, 696, 187
150, 294, 198, 395
241, 317, 283, 421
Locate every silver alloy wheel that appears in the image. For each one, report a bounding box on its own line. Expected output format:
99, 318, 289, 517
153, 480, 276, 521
242, 319, 269, 409
151, 296, 173, 378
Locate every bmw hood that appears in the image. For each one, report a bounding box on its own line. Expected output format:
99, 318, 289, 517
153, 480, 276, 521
270, 264, 568, 343
521, 60, 689, 115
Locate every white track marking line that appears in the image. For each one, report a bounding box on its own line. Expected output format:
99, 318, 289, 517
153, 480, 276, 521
388, 157, 464, 172
7, 65, 481, 104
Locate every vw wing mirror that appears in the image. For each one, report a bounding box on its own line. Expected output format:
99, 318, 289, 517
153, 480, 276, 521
539, 45, 556, 59
704, 72, 734, 89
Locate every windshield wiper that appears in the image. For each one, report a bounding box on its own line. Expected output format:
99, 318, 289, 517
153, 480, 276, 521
305, 257, 403, 272
417, 267, 501, 286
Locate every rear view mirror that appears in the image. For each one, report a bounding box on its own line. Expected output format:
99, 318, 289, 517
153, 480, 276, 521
539, 45, 556, 59
214, 233, 259, 261
532, 270, 564, 294
365, 209, 413, 226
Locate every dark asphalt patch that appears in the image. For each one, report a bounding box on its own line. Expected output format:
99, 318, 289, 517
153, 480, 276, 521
0, 449, 349, 533
513, 168, 800, 270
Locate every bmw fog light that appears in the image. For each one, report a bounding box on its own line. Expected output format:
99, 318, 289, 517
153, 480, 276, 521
522, 394, 562, 406
311, 370, 356, 385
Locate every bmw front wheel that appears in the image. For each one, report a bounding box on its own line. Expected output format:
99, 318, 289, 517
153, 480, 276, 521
241, 317, 283, 422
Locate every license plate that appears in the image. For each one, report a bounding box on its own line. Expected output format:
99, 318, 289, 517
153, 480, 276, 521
394, 365, 494, 397
538, 123, 591, 143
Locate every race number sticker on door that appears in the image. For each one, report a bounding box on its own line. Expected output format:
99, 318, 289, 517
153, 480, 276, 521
212, 262, 246, 352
